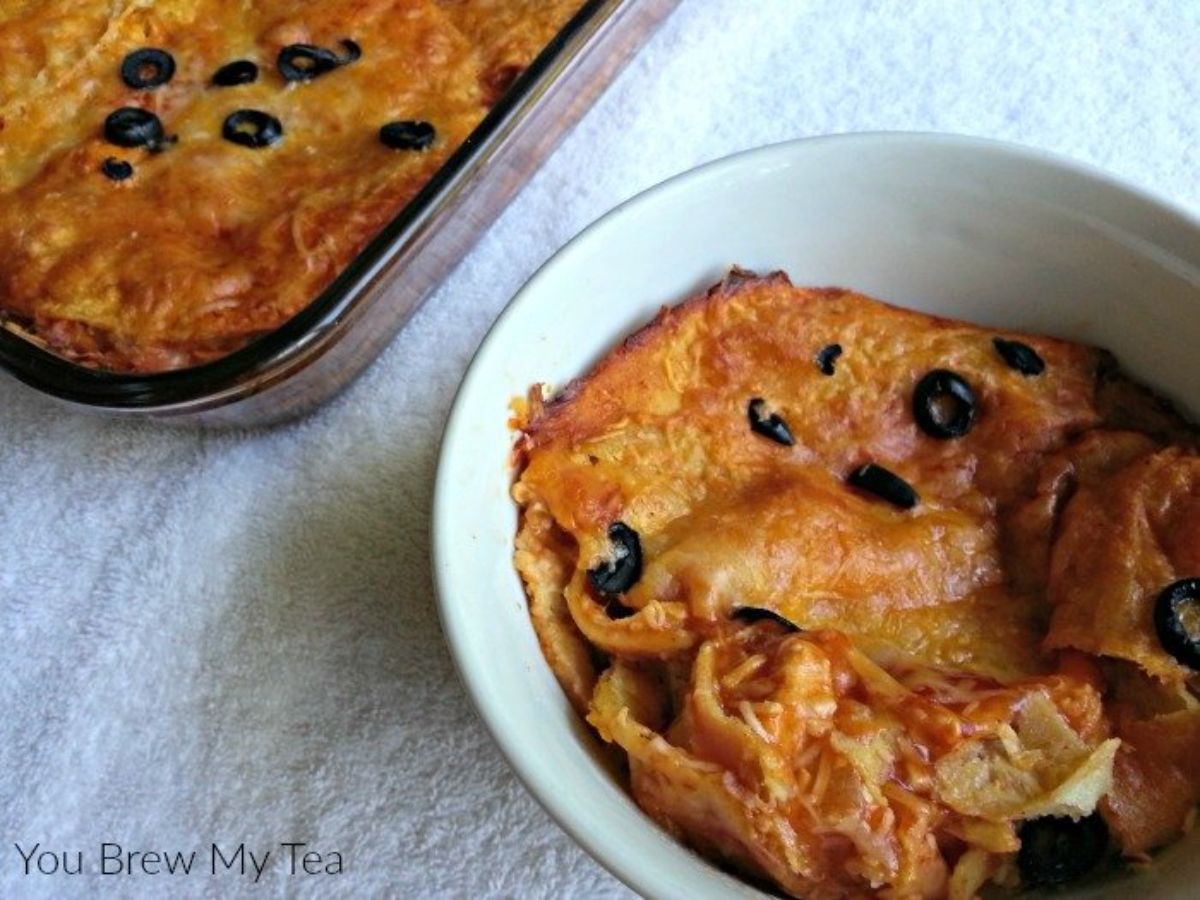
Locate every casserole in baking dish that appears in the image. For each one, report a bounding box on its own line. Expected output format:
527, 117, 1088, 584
0, 0, 585, 372
0, 0, 677, 424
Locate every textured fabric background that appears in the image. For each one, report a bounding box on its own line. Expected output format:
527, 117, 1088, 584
2, 1, 1197, 897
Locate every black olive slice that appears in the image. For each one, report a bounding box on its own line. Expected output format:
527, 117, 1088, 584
101, 158, 134, 181
993, 337, 1046, 376
120, 48, 175, 89
847, 463, 919, 510
1154, 578, 1200, 670
913, 369, 977, 439
379, 120, 437, 151
222, 110, 283, 148
587, 522, 642, 597
212, 60, 259, 87
815, 343, 842, 376
337, 39, 362, 63
103, 107, 166, 149
278, 44, 342, 82
747, 397, 795, 446
1017, 814, 1108, 887
731, 606, 801, 632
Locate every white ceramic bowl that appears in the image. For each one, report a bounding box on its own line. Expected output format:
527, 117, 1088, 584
432, 133, 1200, 899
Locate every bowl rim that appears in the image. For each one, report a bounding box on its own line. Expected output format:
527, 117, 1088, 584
430, 130, 1200, 899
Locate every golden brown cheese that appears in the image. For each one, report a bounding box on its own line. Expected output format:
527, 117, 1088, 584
0, 0, 584, 371
1047, 448, 1200, 680
517, 271, 1106, 680
437, 0, 587, 101
512, 270, 1200, 898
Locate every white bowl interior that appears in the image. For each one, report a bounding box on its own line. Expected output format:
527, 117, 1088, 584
433, 134, 1200, 900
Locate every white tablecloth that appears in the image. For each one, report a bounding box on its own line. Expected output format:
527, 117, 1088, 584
3, 1, 1197, 897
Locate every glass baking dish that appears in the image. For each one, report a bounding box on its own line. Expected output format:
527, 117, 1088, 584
0, 0, 679, 427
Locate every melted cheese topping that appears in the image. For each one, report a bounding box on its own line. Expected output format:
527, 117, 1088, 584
0, 0, 583, 371
513, 270, 1200, 898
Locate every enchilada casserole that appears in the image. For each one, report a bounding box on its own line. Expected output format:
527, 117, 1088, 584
0, 0, 584, 371
512, 269, 1200, 898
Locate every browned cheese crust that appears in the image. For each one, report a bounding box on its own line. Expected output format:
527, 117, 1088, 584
512, 269, 1200, 898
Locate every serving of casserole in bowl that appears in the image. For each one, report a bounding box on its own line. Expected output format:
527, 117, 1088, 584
433, 134, 1200, 899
